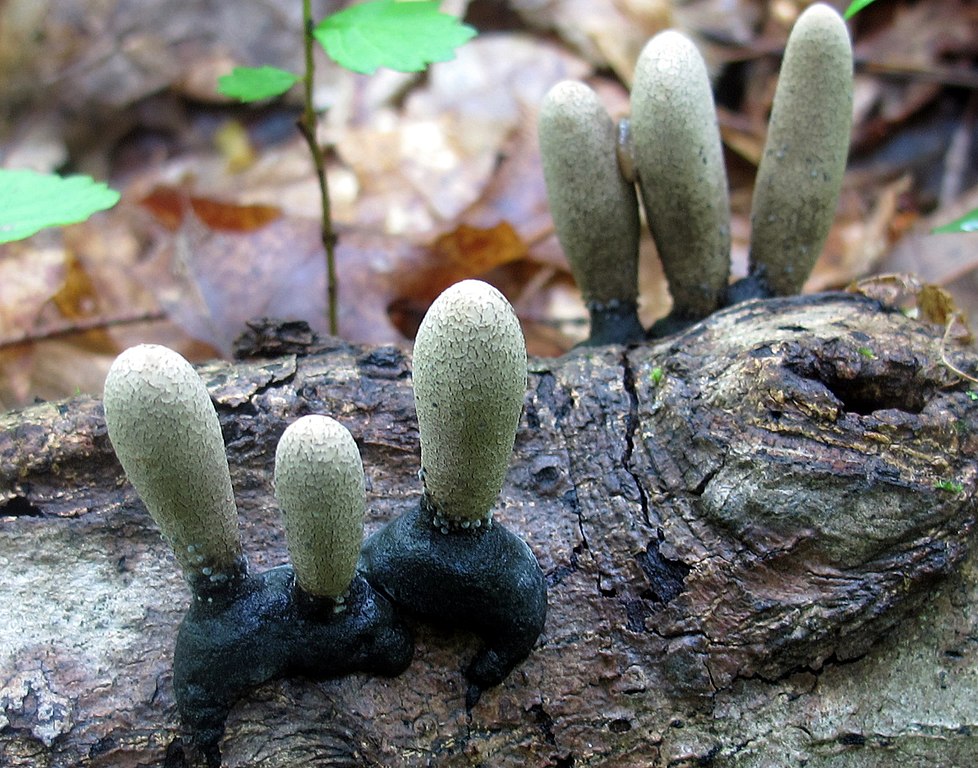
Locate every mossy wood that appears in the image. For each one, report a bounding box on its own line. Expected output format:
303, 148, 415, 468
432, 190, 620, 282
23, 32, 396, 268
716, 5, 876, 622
2, 295, 977, 768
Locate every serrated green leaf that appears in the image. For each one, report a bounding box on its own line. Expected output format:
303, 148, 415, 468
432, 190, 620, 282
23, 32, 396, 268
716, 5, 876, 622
932, 207, 978, 235
314, 0, 476, 75
844, 0, 879, 19
0, 169, 120, 243
218, 66, 300, 102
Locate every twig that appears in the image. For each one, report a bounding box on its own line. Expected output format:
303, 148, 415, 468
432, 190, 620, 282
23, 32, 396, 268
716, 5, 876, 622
0, 311, 168, 350
940, 319, 978, 385
297, 0, 339, 336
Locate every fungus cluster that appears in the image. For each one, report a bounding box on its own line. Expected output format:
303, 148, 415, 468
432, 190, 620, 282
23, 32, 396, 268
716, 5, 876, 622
103, 281, 547, 757
539, 3, 853, 342
103, 345, 412, 766
99, 3, 855, 756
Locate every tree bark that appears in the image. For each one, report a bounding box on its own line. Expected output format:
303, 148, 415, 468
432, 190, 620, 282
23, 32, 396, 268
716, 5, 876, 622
2, 293, 977, 768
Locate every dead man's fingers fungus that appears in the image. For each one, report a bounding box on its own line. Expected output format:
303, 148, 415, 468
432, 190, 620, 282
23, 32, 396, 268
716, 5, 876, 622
539, 80, 645, 345
361, 279, 547, 692
104, 346, 412, 765
103, 343, 242, 585
747, 3, 853, 296
413, 279, 527, 527
274, 415, 365, 603
630, 30, 731, 323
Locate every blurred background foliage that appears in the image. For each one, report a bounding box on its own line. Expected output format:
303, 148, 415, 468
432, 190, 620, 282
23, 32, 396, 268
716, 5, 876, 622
0, 0, 976, 408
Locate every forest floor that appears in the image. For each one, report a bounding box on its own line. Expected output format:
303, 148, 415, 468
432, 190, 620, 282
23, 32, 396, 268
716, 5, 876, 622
1, 0, 976, 408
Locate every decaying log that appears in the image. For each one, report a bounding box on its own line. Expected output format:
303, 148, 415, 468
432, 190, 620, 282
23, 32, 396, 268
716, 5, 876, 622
2, 292, 977, 767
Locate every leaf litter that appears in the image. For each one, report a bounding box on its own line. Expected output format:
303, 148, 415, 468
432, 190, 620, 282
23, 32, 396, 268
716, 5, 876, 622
1, 0, 977, 406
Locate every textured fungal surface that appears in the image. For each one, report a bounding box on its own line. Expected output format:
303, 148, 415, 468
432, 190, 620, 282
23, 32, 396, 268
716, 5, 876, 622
631, 30, 730, 320
102, 344, 241, 580
274, 415, 365, 600
748, 3, 853, 296
412, 279, 527, 524
539, 80, 641, 311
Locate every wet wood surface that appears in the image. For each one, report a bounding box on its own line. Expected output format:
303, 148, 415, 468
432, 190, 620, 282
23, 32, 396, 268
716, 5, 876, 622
2, 293, 977, 767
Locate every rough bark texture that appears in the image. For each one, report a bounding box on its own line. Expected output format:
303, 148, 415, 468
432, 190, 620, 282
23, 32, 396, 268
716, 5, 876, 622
2, 293, 977, 768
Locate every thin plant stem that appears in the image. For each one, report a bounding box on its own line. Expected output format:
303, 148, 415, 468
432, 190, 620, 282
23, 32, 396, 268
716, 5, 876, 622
298, 0, 339, 335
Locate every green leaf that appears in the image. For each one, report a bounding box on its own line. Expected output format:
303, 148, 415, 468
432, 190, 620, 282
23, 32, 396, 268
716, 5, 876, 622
932, 207, 978, 235
314, 0, 476, 75
0, 169, 120, 243
844, 0, 879, 19
218, 66, 300, 102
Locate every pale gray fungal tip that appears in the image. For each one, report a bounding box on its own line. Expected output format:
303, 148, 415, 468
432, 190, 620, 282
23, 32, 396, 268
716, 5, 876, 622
274, 414, 365, 600
413, 280, 527, 524
103, 344, 241, 579
630, 29, 731, 320
539, 80, 641, 307
748, 2, 853, 296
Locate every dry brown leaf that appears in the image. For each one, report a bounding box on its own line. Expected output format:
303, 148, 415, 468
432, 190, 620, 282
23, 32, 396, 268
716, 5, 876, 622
431, 223, 527, 274
919, 283, 972, 339
850, 0, 978, 147
509, 0, 760, 84
50, 252, 102, 322
337, 36, 590, 241
848, 273, 972, 345
0, 213, 169, 405
883, 185, 978, 285
140, 187, 282, 232
134, 213, 325, 355
0, 239, 66, 344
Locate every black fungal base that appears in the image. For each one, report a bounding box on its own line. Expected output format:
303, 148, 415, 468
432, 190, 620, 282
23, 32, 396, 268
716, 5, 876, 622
648, 273, 780, 339
359, 502, 548, 697
584, 300, 646, 346
725, 272, 775, 306
173, 562, 413, 767
646, 313, 698, 339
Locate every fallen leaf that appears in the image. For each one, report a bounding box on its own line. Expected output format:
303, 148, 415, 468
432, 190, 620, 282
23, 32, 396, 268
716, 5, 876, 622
140, 187, 282, 232
431, 222, 526, 273
850, 0, 978, 147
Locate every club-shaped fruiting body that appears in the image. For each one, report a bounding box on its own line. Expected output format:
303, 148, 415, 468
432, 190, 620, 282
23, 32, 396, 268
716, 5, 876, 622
539, 80, 645, 345
104, 346, 412, 766
747, 3, 853, 297
631, 30, 731, 322
274, 415, 364, 602
103, 343, 242, 586
413, 279, 527, 527
361, 280, 547, 692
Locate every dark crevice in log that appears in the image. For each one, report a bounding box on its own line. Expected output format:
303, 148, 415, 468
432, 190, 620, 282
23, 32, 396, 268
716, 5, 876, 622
0, 495, 42, 518
620, 348, 652, 530
635, 541, 690, 607
781, 338, 934, 416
